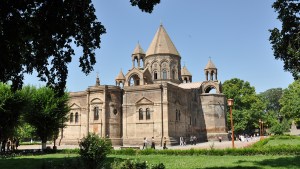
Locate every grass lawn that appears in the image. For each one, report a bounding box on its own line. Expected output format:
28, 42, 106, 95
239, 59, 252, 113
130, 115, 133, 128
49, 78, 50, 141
265, 137, 300, 146
0, 154, 78, 169
110, 154, 300, 169
0, 154, 299, 169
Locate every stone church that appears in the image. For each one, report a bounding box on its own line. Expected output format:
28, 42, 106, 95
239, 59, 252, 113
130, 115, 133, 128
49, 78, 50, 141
60, 24, 228, 146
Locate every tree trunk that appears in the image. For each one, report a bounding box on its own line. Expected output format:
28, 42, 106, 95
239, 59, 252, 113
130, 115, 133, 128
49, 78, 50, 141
42, 141, 47, 150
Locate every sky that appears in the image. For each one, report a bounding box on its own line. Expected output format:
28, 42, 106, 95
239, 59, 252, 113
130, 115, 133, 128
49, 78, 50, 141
24, 0, 294, 93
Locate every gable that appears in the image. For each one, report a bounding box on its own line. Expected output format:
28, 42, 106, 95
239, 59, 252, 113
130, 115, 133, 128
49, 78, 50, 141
91, 98, 103, 104
70, 103, 81, 110
135, 97, 154, 105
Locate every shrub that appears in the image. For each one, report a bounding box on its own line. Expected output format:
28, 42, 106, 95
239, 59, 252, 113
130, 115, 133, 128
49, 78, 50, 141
79, 133, 112, 169
111, 159, 165, 169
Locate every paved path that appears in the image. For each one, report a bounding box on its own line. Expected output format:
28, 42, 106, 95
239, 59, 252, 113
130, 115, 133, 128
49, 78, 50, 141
18, 138, 260, 151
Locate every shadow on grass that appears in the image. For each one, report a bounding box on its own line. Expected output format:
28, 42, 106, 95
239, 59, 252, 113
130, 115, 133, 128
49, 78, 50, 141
200, 167, 259, 169
0, 156, 124, 169
235, 156, 300, 169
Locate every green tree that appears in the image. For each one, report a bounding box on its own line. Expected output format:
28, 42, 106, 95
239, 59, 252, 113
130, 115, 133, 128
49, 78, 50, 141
258, 88, 283, 113
222, 78, 265, 134
23, 86, 69, 149
269, 0, 300, 80
258, 88, 283, 131
0, 1, 161, 95
279, 80, 300, 119
79, 133, 112, 169
0, 83, 26, 141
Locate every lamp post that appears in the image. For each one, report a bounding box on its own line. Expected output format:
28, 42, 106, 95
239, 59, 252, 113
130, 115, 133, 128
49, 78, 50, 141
227, 99, 234, 148
259, 119, 264, 140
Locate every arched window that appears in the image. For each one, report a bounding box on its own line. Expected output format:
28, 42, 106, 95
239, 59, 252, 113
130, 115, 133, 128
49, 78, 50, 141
162, 70, 167, 79
130, 74, 140, 86
70, 113, 74, 123
154, 71, 158, 80
75, 112, 79, 123
139, 108, 143, 120
94, 107, 99, 120
146, 108, 151, 120
172, 70, 175, 79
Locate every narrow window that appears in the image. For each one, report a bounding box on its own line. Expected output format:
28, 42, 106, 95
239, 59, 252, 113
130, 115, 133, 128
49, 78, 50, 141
179, 110, 181, 121
70, 113, 74, 123
162, 70, 167, 79
190, 116, 192, 125
172, 70, 175, 79
194, 118, 197, 125
94, 107, 99, 120
176, 109, 178, 121
139, 108, 143, 120
75, 112, 79, 123
146, 108, 151, 120
154, 71, 158, 80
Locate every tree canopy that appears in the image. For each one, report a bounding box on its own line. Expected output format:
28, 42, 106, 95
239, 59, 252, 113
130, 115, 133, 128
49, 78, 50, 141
22, 86, 69, 149
222, 78, 265, 134
269, 0, 300, 80
0, 83, 26, 140
280, 80, 300, 119
0, 0, 161, 95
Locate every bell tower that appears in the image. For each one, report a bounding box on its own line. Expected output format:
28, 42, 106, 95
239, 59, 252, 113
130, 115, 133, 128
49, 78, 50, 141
132, 43, 145, 68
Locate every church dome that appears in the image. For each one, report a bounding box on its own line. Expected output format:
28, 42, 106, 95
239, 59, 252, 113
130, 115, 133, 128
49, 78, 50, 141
146, 24, 180, 57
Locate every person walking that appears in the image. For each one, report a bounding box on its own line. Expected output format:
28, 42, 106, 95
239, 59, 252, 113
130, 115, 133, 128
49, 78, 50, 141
151, 137, 155, 149
179, 136, 183, 146
142, 137, 148, 149
163, 137, 167, 149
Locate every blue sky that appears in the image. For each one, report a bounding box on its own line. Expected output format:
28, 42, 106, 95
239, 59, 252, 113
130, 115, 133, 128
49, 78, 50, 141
24, 0, 294, 93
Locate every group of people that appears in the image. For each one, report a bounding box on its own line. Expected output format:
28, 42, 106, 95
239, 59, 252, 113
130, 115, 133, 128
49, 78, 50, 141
179, 136, 197, 145
142, 137, 168, 150
1, 138, 19, 152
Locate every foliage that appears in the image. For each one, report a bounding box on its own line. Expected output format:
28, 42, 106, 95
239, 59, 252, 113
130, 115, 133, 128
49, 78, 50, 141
222, 78, 265, 134
14, 122, 35, 142
0, 0, 106, 94
112, 159, 165, 169
269, 0, 300, 79
130, 0, 161, 13
279, 80, 300, 119
79, 133, 112, 169
22, 86, 69, 149
0, 1, 161, 95
270, 118, 291, 135
258, 88, 283, 113
0, 83, 26, 140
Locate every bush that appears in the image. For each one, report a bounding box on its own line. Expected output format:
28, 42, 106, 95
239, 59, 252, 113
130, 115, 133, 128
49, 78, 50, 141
111, 159, 165, 169
79, 133, 112, 169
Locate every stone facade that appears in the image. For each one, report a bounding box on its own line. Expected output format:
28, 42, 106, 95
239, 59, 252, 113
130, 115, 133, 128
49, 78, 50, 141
60, 24, 228, 146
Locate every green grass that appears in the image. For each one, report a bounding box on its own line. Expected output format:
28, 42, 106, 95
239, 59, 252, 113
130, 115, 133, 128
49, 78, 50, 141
264, 136, 300, 147
0, 154, 78, 169
110, 154, 300, 169
0, 154, 299, 169
1, 136, 300, 169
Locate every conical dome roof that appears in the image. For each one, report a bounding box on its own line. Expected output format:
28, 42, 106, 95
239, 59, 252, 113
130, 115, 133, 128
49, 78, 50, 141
205, 59, 217, 70
132, 43, 145, 55
146, 24, 180, 57
181, 65, 192, 76
115, 69, 125, 80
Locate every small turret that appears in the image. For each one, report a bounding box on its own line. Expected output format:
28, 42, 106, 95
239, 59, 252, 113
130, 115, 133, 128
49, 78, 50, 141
204, 59, 217, 81
115, 69, 126, 87
132, 43, 145, 68
181, 65, 192, 83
